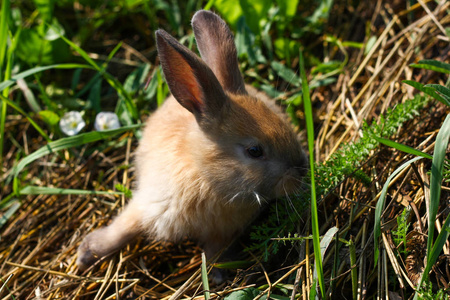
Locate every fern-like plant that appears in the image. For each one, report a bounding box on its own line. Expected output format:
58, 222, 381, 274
392, 207, 411, 256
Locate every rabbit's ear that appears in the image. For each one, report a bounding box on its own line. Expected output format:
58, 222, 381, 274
191, 10, 246, 95
156, 30, 228, 119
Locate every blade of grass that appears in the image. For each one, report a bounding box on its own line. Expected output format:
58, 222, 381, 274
0, 94, 50, 142
0, 200, 20, 230
300, 49, 324, 299
11, 124, 142, 194
413, 114, 450, 299
374, 156, 424, 265
0, 0, 9, 81
426, 213, 450, 275
213, 260, 254, 269
373, 136, 433, 159
410, 60, 450, 74
19, 185, 125, 195
0, 0, 11, 179
425, 84, 450, 102
424, 113, 450, 278
0, 63, 94, 92
201, 252, 210, 300
314, 226, 338, 296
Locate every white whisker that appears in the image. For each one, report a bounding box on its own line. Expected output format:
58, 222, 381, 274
227, 191, 243, 204
253, 192, 262, 206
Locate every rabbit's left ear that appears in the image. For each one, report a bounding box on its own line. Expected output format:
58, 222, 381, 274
192, 10, 247, 95
156, 29, 229, 122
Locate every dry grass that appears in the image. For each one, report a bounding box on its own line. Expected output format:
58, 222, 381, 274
1, 1, 450, 299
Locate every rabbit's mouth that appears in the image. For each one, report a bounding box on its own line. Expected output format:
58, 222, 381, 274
274, 167, 307, 198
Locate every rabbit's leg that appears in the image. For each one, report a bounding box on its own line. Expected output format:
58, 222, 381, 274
77, 202, 142, 270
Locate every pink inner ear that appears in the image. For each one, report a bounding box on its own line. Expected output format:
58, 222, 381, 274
165, 45, 204, 113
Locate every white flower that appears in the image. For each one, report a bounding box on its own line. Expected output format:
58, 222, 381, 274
94, 112, 121, 131
59, 111, 85, 136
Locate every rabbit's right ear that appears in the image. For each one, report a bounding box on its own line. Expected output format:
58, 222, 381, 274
156, 30, 229, 120
191, 10, 246, 95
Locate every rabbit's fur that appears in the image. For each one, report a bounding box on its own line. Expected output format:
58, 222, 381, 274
77, 10, 307, 271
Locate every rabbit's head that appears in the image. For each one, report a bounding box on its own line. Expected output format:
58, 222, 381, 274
155, 10, 307, 205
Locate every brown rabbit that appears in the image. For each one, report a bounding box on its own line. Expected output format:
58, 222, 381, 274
77, 10, 307, 272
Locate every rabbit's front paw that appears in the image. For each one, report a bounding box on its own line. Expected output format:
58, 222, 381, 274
76, 234, 99, 270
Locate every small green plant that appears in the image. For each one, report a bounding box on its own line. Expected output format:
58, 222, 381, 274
392, 207, 411, 256
416, 281, 447, 300
318, 94, 428, 197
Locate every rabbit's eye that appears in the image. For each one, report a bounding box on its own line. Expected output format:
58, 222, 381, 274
247, 145, 264, 158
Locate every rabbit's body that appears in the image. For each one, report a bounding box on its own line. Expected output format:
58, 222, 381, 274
77, 10, 307, 271
134, 94, 261, 249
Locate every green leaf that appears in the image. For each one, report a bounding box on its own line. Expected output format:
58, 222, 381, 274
425, 113, 450, 275
311, 61, 343, 75
33, 0, 54, 23
87, 77, 101, 112
16, 26, 71, 65
425, 84, 450, 102
373, 136, 433, 159
313, 227, 338, 292
0, 63, 94, 92
365, 36, 377, 55
300, 49, 324, 299
265, 295, 289, 300
0, 200, 20, 229
143, 67, 159, 101
0, 0, 10, 82
0, 0, 12, 180
411, 59, 450, 74
115, 183, 133, 198
259, 84, 284, 98
0, 94, 50, 142
427, 214, 450, 277
124, 63, 151, 95
38, 110, 60, 126
342, 40, 364, 49
213, 260, 254, 269
238, 0, 271, 34
201, 252, 210, 300
213, 0, 271, 34
224, 287, 262, 300
306, 0, 333, 32
213, 0, 242, 29
20, 186, 124, 196
156, 67, 167, 107
275, 0, 299, 18
17, 78, 41, 112
271, 61, 300, 87
309, 280, 317, 300
235, 17, 266, 66
403, 80, 450, 106
273, 38, 301, 61
414, 114, 450, 298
